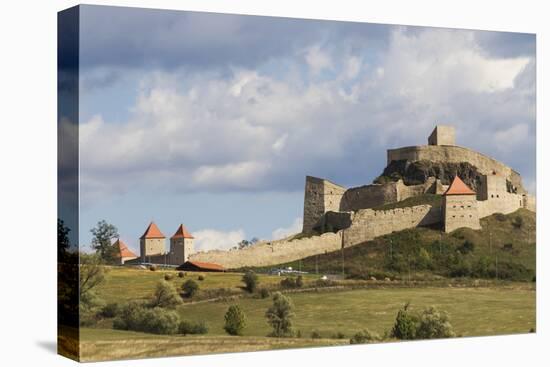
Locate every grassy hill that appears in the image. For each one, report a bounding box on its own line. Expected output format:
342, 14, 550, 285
250, 209, 536, 281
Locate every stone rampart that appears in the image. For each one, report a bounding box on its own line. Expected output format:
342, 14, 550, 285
386, 145, 526, 193
343, 205, 441, 247
189, 232, 343, 269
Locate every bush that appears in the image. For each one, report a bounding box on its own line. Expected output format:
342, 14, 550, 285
350, 329, 380, 344
310, 330, 322, 339
178, 320, 208, 335
178, 271, 185, 278
458, 240, 475, 255
100, 302, 120, 318
416, 307, 455, 339
265, 292, 295, 337
164, 273, 173, 281
198, 275, 205, 281
495, 213, 507, 222
416, 248, 433, 270
512, 216, 524, 229
149, 265, 157, 271
182, 279, 199, 298
280, 277, 298, 289
332, 332, 346, 339
113, 302, 180, 335
150, 280, 183, 308
224, 305, 247, 336
259, 288, 270, 299
390, 303, 418, 340
242, 271, 259, 293
296, 275, 304, 288
501, 243, 514, 252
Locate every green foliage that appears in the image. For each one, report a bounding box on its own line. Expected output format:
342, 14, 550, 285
512, 216, 524, 229
150, 280, 182, 308
458, 240, 475, 254
259, 288, 270, 299
310, 330, 322, 339
265, 292, 295, 337
390, 303, 418, 340
390, 303, 455, 340
100, 302, 120, 318
280, 276, 304, 289
350, 329, 380, 344
58, 219, 71, 260
416, 307, 455, 339
113, 302, 180, 335
178, 271, 185, 278
90, 220, 119, 264
182, 279, 199, 298
164, 273, 173, 281
416, 248, 433, 270
79, 253, 106, 311
495, 213, 507, 222
178, 320, 209, 335
332, 332, 346, 339
242, 271, 259, 293
224, 305, 247, 336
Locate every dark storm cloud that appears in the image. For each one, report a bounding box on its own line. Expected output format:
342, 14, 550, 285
79, 5, 390, 72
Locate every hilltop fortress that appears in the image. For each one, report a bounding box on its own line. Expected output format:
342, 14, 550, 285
189, 125, 535, 269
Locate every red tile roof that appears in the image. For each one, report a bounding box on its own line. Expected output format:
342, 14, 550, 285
443, 176, 476, 196
114, 239, 137, 258
187, 261, 225, 271
140, 222, 165, 239
171, 224, 194, 239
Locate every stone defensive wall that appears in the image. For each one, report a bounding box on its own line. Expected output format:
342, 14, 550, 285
191, 204, 442, 269
476, 193, 526, 218
189, 231, 343, 269
343, 204, 441, 247
386, 145, 525, 193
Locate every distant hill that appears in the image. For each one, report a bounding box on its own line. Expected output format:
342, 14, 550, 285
249, 209, 535, 282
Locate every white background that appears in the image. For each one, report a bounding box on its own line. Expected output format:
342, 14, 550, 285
0, 0, 547, 366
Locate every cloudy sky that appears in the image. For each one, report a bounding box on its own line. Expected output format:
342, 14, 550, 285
77, 5, 535, 254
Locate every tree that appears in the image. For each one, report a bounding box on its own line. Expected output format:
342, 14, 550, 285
90, 220, 119, 263
58, 219, 71, 260
350, 329, 380, 344
182, 279, 199, 298
79, 253, 106, 311
390, 302, 418, 340
416, 307, 455, 339
224, 305, 247, 336
242, 270, 259, 293
265, 292, 295, 337
150, 281, 183, 308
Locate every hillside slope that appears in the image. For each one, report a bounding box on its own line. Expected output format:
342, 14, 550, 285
252, 209, 535, 281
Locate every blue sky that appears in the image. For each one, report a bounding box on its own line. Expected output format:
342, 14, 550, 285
76, 5, 536, 254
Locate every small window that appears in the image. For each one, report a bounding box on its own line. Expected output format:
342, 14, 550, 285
491, 194, 494, 198
452, 215, 456, 218
497, 194, 500, 198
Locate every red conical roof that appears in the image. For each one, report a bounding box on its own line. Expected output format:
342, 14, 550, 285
140, 222, 165, 239
443, 176, 476, 196
171, 224, 194, 239
113, 239, 137, 258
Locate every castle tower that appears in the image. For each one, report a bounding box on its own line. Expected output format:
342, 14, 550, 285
139, 222, 166, 262
302, 176, 346, 233
443, 176, 481, 233
169, 224, 195, 265
113, 239, 137, 265
428, 125, 456, 146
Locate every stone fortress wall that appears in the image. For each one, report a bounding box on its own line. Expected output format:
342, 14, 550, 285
386, 145, 525, 194
188, 125, 535, 269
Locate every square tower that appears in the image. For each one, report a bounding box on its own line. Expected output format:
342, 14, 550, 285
139, 222, 166, 261
428, 125, 456, 146
477, 174, 507, 201
169, 224, 195, 264
443, 176, 480, 233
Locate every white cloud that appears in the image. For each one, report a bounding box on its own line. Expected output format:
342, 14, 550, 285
80, 27, 535, 202
305, 45, 333, 75
193, 228, 246, 252
271, 217, 303, 240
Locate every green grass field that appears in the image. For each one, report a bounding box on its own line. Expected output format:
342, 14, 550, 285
82, 283, 535, 361
79, 328, 346, 362
96, 268, 321, 304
